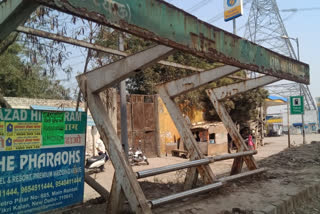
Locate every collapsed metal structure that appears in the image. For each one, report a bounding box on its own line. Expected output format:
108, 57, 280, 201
1, 0, 310, 213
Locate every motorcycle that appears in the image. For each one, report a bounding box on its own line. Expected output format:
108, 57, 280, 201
85, 153, 108, 173
128, 147, 149, 165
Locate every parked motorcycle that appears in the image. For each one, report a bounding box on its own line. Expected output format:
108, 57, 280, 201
85, 153, 108, 173
128, 147, 149, 165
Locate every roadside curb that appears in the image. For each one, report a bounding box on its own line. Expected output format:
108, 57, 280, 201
261, 182, 320, 214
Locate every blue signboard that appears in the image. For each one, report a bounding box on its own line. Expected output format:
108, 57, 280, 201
0, 109, 86, 214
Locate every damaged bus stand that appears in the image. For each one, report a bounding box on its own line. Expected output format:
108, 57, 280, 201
0, 0, 309, 213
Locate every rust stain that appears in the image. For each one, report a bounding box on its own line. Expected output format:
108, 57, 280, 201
35, 0, 309, 84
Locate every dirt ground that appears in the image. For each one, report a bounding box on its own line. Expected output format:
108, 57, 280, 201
58, 134, 320, 213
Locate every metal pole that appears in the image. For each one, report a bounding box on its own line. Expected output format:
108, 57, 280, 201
149, 167, 266, 208
296, 38, 300, 61
218, 168, 266, 183
136, 159, 211, 179
119, 34, 129, 157
296, 38, 306, 144
150, 182, 223, 208
300, 84, 306, 144
209, 150, 257, 162
136, 151, 257, 179
233, 19, 236, 35
287, 97, 291, 148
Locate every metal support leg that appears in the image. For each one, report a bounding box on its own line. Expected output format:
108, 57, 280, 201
78, 45, 175, 93
77, 79, 152, 214
206, 89, 258, 174
230, 157, 244, 175
157, 87, 216, 188
0, 0, 38, 41
108, 175, 126, 214
184, 167, 199, 190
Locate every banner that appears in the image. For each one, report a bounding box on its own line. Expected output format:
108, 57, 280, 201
0, 109, 86, 214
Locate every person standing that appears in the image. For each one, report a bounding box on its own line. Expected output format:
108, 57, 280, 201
96, 137, 106, 156
248, 134, 254, 150
96, 137, 109, 162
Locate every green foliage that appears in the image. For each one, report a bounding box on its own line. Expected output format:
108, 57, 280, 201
203, 87, 269, 125
94, 29, 269, 124
0, 42, 70, 100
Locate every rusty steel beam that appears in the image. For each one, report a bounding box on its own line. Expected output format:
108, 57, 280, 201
213, 76, 280, 100
18, 26, 248, 81
17, 26, 249, 84
85, 173, 109, 201
17, 26, 126, 55
157, 86, 216, 188
158, 65, 240, 98
77, 78, 152, 213
206, 89, 258, 174
0, 0, 38, 42
17, 26, 208, 73
78, 45, 175, 93
34, 0, 309, 84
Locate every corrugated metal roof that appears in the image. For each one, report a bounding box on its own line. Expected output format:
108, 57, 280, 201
30, 105, 84, 112
267, 95, 287, 102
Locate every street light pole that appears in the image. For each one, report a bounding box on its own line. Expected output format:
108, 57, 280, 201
294, 38, 306, 144
300, 83, 306, 144
296, 37, 300, 61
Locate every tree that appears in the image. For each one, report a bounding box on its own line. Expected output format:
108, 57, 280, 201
0, 41, 70, 100
93, 28, 269, 126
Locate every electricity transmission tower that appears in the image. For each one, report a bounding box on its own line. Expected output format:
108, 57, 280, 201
244, 0, 317, 111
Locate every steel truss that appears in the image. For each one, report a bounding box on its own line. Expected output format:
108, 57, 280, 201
0, 0, 311, 213
77, 48, 271, 212
265, 83, 316, 111
244, 0, 316, 111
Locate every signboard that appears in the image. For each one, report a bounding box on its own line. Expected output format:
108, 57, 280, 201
0, 109, 86, 214
224, 0, 243, 21
290, 96, 304, 115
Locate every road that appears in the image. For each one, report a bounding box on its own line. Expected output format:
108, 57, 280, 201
83, 133, 320, 201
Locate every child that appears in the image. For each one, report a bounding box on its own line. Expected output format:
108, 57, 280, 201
248, 134, 254, 150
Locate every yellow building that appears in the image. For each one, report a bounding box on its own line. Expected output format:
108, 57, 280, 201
157, 97, 228, 156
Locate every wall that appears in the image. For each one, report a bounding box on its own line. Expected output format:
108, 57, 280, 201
282, 110, 318, 133
158, 94, 229, 156
208, 123, 228, 155
158, 97, 180, 155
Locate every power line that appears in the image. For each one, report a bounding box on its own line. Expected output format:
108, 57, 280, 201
187, 0, 214, 13
244, 0, 317, 111
281, 7, 320, 13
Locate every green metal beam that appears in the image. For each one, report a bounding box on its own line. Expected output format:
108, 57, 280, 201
0, 0, 38, 42
34, 0, 310, 84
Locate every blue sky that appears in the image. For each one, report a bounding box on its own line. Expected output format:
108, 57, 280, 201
59, 0, 320, 99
